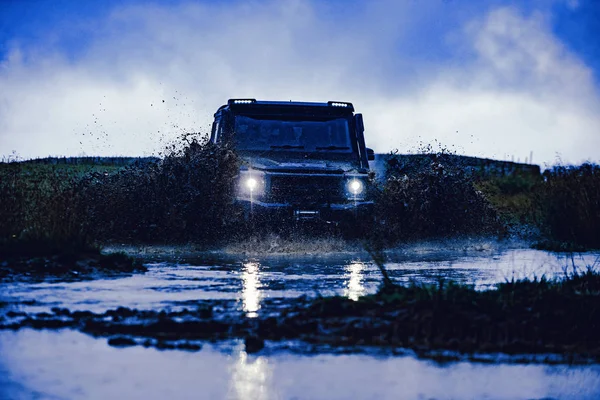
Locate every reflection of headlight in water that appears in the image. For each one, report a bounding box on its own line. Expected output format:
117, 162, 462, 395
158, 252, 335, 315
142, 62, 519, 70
229, 351, 271, 400
344, 262, 366, 301
242, 262, 261, 318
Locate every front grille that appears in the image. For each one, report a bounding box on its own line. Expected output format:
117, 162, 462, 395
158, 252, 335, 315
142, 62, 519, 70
268, 174, 344, 204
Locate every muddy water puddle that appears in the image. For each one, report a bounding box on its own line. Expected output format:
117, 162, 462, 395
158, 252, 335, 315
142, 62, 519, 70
2, 247, 598, 315
1, 245, 600, 399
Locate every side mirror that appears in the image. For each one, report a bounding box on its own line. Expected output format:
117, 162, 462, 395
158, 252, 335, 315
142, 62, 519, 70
366, 148, 375, 161
354, 113, 364, 132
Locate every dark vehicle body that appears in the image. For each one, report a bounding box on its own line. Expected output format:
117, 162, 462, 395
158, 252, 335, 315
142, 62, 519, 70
211, 99, 374, 222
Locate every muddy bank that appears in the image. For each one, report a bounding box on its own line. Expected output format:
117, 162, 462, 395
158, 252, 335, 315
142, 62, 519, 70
0, 250, 146, 282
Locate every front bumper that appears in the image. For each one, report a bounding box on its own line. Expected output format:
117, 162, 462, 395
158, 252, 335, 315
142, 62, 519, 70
237, 198, 374, 222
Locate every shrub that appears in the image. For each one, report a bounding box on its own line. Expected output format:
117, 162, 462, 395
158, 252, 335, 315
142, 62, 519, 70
0, 163, 90, 255
535, 163, 600, 249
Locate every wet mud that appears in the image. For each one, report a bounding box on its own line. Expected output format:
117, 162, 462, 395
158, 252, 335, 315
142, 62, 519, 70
2, 280, 598, 364
0, 250, 146, 282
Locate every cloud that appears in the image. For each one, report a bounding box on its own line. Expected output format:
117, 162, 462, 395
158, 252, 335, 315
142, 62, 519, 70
0, 1, 598, 164
364, 6, 600, 165
565, 0, 580, 10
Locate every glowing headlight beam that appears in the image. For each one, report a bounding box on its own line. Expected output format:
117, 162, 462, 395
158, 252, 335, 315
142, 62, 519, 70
348, 179, 364, 195
246, 177, 258, 191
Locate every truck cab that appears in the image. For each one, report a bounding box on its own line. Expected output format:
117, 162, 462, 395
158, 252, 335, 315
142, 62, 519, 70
211, 99, 374, 222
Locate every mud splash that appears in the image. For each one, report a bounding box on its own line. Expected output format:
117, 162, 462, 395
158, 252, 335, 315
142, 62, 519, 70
223, 233, 355, 255
80, 135, 241, 243
375, 151, 501, 244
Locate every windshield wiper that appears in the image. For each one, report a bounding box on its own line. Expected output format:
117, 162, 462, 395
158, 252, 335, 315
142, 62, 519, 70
316, 146, 350, 150
270, 145, 305, 149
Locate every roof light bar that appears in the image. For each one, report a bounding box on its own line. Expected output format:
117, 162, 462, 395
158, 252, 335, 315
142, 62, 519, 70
328, 101, 353, 108
228, 98, 257, 105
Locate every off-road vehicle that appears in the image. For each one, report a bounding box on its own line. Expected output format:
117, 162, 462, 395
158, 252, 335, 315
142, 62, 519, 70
210, 99, 374, 222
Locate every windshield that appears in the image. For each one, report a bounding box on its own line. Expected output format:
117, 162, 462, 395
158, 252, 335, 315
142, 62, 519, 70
233, 115, 352, 152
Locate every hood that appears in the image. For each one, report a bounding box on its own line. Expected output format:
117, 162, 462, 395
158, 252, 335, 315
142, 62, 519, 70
240, 155, 360, 174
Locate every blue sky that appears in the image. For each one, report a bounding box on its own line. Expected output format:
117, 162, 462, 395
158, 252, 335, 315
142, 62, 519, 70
1, 0, 599, 164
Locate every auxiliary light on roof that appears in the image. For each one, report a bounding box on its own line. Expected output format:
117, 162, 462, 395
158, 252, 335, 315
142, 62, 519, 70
328, 101, 352, 108
229, 99, 257, 105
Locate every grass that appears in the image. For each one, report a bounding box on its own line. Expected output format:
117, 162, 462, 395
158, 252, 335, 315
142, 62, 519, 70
476, 163, 600, 250
79, 135, 241, 243
272, 264, 600, 359
535, 164, 600, 249
475, 173, 541, 226
0, 162, 99, 253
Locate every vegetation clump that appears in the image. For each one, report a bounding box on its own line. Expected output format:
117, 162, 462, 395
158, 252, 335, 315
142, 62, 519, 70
0, 163, 92, 252
477, 162, 600, 250
475, 173, 541, 227
0, 134, 239, 278
0, 248, 145, 281
264, 267, 600, 360
535, 163, 600, 250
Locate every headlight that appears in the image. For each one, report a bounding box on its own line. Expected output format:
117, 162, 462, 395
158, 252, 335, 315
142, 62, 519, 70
245, 177, 258, 191
239, 170, 265, 196
346, 179, 365, 196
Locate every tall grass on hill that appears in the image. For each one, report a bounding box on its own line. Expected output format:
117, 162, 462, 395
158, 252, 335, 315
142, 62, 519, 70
0, 164, 24, 240
475, 173, 542, 231
472, 162, 600, 250
0, 163, 91, 255
535, 163, 600, 249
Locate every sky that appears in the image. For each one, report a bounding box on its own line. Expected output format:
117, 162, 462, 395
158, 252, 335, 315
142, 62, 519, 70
0, 0, 599, 165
